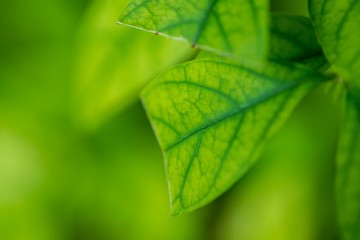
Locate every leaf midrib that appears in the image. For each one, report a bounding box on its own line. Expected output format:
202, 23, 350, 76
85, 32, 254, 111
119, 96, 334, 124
164, 80, 302, 151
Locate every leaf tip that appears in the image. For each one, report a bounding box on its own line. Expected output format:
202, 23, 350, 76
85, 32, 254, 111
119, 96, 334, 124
169, 191, 204, 217
169, 200, 187, 218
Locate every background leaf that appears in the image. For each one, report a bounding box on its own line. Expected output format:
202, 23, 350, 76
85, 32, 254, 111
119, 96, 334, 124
308, 0, 360, 97
118, 0, 268, 61
269, 13, 328, 70
196, 13, 329, 70
141, 57, 331, 216
336, 94, 360, 240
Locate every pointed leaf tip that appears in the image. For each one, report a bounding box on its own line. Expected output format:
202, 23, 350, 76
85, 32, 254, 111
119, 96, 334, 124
142, 57, 331, 215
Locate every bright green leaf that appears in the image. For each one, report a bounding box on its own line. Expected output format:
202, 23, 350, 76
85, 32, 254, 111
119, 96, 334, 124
118, 0, 268, 61
141, 57, 332, 216
308, 0, 360, 90
73, 0, 195, 130
336, 95, 360, 240
270, 13, 328, 70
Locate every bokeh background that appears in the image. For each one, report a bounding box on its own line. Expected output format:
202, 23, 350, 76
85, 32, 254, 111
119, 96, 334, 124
0, 0, 342, 239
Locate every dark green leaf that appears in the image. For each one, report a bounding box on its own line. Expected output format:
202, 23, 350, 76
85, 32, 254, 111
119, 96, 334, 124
337, 94, 360, 240
269, 13, 328, 69
309, 0, 360, 91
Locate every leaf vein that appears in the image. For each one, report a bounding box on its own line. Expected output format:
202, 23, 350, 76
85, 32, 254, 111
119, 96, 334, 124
165, 80, 300, 151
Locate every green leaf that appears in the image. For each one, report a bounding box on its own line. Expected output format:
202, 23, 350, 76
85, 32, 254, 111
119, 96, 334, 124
118, 0, 268, 61
308, 0, 360, 89
141, 57, 332, 216
269, 13, 328, 70
196, 13, 329, 70
336, 95, 360, 240
73, 0, 195, 130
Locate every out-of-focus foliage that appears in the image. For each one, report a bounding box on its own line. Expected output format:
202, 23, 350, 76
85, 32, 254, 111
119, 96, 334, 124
0, 0, 343, 239
269, 14, 328, 69
196, 13, 329, 70
0, 0, 203, 239
336, 95, 360, 240
309, 0, 360, 92
309, 1, 360, 237
74, 0, 195, 130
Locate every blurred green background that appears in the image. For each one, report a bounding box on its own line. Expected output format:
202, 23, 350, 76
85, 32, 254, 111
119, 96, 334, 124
0, 0, 342, 239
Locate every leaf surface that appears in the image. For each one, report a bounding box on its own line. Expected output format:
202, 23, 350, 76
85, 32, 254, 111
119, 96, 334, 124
196, 13, 328, 69
141, 57, 332, 216
309, 0, 360, 91
337, 95, 360, 240
118, 0, 268, 61
269, 14, 328, 70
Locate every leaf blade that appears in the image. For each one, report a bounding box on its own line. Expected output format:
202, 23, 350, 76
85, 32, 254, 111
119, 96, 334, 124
141, 57, 332, 216
309, 0, 360, 91
337, 95, 360, 240
269, 13, 328, 69
118, 0, 268, 61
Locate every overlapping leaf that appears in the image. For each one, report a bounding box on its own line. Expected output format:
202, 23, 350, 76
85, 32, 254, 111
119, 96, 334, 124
310, 2, 360, 237
118, 0, 268, 61
309, 0, 360, 93
269, 14, 328, 69
336, 95, 360, 240
196, 13, 328, 69
141, 57, 332, 216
